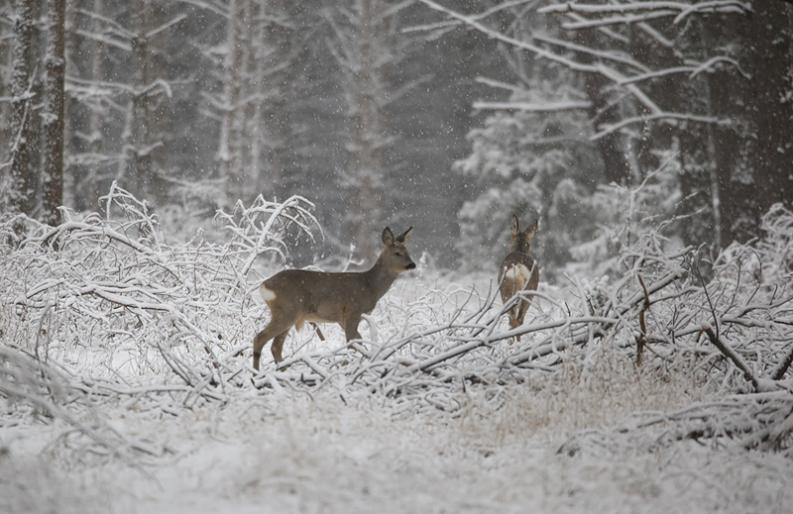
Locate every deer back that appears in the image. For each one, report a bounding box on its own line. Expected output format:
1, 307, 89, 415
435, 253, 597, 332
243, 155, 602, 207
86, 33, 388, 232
260, 226, 416, 324
499, 215, 539, 300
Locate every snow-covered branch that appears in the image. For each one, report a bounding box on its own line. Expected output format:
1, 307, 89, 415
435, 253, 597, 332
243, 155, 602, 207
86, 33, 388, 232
473, 99, 591, 111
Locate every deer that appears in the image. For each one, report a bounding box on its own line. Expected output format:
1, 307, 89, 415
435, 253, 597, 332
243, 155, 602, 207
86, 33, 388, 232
252, 226, 416, 370
498, 214, 540, 334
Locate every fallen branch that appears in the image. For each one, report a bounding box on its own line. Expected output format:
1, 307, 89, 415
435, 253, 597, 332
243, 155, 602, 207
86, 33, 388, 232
702, 324, 758, 390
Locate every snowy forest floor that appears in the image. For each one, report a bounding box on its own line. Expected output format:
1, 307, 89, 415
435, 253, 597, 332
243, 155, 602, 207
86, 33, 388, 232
3, 359, 792, 513
3, 274, 792, 514
2, 195, 793, 513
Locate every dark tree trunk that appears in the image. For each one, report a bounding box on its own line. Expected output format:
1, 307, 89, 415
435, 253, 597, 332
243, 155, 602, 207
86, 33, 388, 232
9, 0, 35, 216
575, 29, 632, 185
705, 5, 793, 243
130, 0, 152, 201
42, 0, 67, 225
742, 5, 793, 233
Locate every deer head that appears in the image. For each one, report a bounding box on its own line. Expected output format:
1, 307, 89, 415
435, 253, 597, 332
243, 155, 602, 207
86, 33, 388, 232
380, 226, 416, 273
510, 214, 538, 254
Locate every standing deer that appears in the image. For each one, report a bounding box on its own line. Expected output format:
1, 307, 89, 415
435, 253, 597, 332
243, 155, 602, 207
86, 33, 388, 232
252, 226, 416, 370
499, 215, 539, 332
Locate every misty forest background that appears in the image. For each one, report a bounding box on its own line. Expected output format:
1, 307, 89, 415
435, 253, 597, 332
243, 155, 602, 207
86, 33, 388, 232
2, 0, 791, 274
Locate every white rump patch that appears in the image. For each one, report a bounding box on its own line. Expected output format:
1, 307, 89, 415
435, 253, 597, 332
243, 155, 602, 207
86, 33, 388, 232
260, 285, 276, 301
503, 264, 531, 287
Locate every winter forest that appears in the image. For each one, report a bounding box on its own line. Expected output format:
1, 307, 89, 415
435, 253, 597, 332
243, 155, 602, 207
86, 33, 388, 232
2, 0, 793, 512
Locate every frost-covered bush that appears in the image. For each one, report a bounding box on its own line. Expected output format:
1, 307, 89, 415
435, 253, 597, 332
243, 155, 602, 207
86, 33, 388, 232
2, 179, 792, 464
0, 185, 319, 456
714, 202, 793, 286
1, 185, 317, 357
567, 160, 683, 278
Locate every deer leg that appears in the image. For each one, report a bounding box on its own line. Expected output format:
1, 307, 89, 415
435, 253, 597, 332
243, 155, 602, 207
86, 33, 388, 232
508, 305, 519, 328
509, 298, 528, 342
514, 268, 538, 334
310, 322, 326, 341
252, 317, 293, 370
516, 296, 530, 326
501, 283, 521, 330
270, 331, 289, 365
342, 315, 362, 342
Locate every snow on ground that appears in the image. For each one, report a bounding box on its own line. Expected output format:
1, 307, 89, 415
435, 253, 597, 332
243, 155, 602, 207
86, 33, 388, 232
2, 269, 793, 514
3, 381, 792, 514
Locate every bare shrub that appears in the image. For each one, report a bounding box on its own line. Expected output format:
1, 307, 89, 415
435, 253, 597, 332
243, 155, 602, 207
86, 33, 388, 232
0, 185, 318, 459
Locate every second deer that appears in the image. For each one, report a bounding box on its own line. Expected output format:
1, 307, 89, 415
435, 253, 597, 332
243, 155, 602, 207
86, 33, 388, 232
252, 226, 416, 370
499, 215, 539, 333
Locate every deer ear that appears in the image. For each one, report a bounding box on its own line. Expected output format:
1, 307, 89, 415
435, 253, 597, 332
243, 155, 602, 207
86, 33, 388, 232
524, 220, 538, 240
382, 227, 395, 246
397, 226, 413, 243
511, 215, 520, 237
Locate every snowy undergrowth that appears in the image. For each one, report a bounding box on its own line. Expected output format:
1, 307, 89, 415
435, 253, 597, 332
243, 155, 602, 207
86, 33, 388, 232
2, 193, 793, 512
3, 383, 791, 514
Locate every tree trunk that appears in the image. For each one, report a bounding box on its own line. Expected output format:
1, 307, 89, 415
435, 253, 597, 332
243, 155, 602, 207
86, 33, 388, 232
349, 0, 385, 259
131, 0, 152, 201
220, 0, 247, 206
704, 6, 793, 243
80, 0, 105, 210
575, 28, 631, 185
743, 5, 793, 232
42, 0, 67, 225
9, 0, 35, 216
256, 0, 291, 197
63, 0, 80, 210
244, 0, 260, 188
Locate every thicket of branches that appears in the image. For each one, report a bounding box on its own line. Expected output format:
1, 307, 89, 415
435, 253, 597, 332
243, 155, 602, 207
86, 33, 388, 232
0, 186, 318, 458
2, 189, 792, 461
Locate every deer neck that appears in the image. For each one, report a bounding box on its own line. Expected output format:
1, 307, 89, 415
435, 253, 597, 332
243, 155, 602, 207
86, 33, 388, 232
365, 254, 399, 298
511, 242, 531, 256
